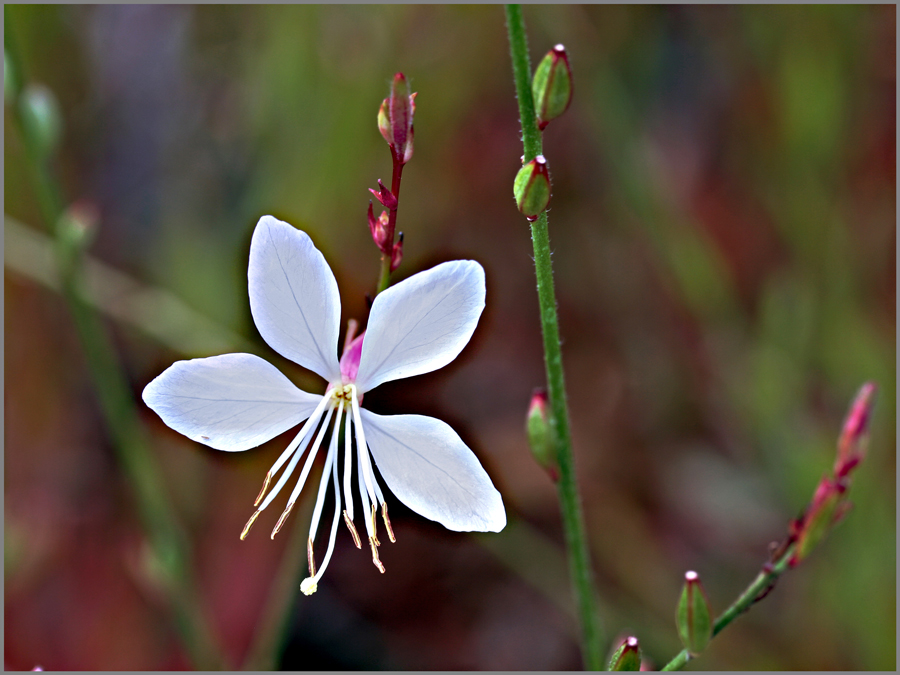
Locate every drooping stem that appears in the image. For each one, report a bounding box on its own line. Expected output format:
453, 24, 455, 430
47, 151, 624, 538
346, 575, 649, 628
5, 10, 223, 669
505, 5, 604, 669
661, 550, 794, 671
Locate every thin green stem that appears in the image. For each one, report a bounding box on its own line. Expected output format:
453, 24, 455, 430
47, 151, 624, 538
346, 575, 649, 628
660, 550, 794, 671
505, 5, 603, 670
6, 10, 223, 669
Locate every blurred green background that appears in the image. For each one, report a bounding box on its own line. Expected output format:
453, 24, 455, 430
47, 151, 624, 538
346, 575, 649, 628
5, 4, 895, 670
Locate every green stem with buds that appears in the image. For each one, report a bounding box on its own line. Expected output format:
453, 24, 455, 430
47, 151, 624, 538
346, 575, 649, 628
5, 11, 223, 669
505, 5, 604, 670
661, 549, 795, 671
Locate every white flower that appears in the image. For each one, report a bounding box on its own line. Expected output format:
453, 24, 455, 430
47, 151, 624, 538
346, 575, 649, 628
143, 216, 505, 594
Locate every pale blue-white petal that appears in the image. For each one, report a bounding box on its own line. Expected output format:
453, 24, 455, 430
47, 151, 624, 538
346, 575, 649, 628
142, 353, 322, 451
359, 409, 505, 532
354, 261, 485, 393
248, 216, 341, 382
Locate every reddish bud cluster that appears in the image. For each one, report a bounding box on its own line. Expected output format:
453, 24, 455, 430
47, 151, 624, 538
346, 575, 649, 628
787, 382, 877, 567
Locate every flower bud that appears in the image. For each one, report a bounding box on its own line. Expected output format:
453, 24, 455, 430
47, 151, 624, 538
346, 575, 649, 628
369, 178, 398, 210
57, 200, 99, 252
513, 155, 551, 220
378, 72, 416, 165
389, 232, 403, 273
367, 201, 391, 254
526, 389, 558, 481
791, 475, 844, 567
19, 83, 62, 159
609, 636, 642, 671
834, 381, 877, 479
532, 44, 573, 130
676, 571, 713, 656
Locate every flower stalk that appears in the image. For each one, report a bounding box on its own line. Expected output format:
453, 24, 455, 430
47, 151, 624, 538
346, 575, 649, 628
505, 5, 604, 670
5, 10, 222, 669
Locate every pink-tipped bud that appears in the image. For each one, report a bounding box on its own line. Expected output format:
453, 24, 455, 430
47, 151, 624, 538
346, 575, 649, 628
676, 571, 713, 656
526, 389, 558, 481
367, 202, 392, 254
834, 382, 877, 479
378, 73, 416, 165
390, 232, 404, 273
609, 636, 642, 671
513, 155, 552, 220
532, 44, 573, 131
369, 178, 398, 210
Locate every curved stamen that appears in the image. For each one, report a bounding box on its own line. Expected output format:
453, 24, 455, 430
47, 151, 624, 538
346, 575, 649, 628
309, 403, 343, 544
256, 398, 330, 514
303, 429, 346, 595
271, 405, 336, 539
256, 390, 334, 506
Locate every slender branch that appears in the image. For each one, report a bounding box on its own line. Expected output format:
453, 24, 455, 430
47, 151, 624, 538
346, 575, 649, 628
6, 10, 224, 669
661, 550, 794, 671
505, 5, 604, 669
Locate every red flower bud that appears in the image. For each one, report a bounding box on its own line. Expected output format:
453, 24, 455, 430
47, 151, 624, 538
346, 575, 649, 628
369, 178, 398, 210
367, 202, 391, 254
834, 381, 877, 479
378, 72, 416, 165
389, 232, 404, 273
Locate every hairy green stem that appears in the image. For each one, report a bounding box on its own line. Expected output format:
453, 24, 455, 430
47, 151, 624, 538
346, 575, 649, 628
6, 10, 223, 669
505, 5, 603, 669
661, 551, 794, 671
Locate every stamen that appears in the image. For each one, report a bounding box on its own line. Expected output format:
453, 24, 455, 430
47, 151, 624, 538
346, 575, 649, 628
342, 405, 354, 520
270, 501, 295, 539
370, 504, 380, 547
254, 471, 272, 507
369, 536, 385, 573
382, 503, 396, 543
307, 536, 317, 577
281, 406, 336, 513
308, 404, 342, 543
240, 510, 261, 541
350, 386, 378, 507
343, 510, 362, 548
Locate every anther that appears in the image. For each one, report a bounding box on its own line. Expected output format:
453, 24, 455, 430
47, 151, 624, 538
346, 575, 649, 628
381, 502, 396, 543
343, 510, 362, 549
254, 471, 272, 507
307, 537, 317, 578
240, 510, 261, 540
369, 537, 385, 573
370, 504, 380, 546
270, 501, 295, 539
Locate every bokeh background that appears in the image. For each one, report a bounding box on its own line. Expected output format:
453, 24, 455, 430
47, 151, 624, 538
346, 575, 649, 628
5, 4, 895, 670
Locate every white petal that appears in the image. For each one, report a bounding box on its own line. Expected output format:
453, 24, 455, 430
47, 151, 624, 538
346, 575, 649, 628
248, 216, 341, 382
354, 261, 485, 393
142, 353, 322, 451
360, 409, 505, 532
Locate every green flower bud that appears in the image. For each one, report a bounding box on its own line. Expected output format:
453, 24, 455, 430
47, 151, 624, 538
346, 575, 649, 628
526, 389, 558, 481
378, 72, 416, 165
19, 83, 62, 159
608, 636, 642, 671
513, 155, 551, 220
532, 44, 573, 130
676, 571, 713, 656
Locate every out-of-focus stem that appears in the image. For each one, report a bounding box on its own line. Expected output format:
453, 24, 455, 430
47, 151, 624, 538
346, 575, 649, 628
505, 5, 604, 670
5, 10, 223, 669
661, 550, 794, 671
